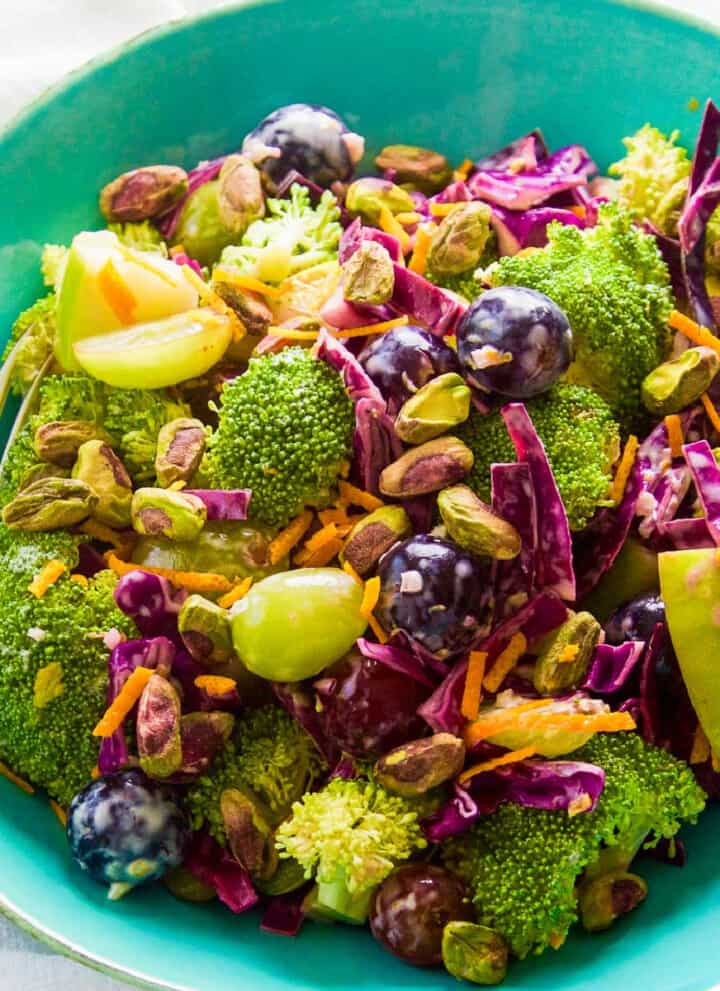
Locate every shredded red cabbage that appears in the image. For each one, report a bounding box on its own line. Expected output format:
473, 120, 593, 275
320, 286, 397, 329
490, 205, 585, 256
184, 831, 258, 914
679, 157, 720, 330
662, 516, 715, 549
490, 462, 537, 619
113, 570, 187, 639
390, 264, 468, 336
170, 252, 203, 276
467, 146, 595, 211
682, 439, 720, 544
272, 681, 340, 766
356, 636, 439, 688
260, 890, 308, 936
474, 130, 549, 172
183, 489, 251, 521
584, 640, 646, 695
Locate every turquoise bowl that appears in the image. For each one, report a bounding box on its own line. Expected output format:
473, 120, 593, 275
1, 1, 720, 988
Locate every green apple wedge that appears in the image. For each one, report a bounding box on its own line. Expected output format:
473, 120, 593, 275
659, 547, 720, 752
55, 230, 198, 370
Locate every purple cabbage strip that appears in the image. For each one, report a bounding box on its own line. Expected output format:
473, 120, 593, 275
260, 890, 308, 936
467, 146, 596, 211
430, 180, 473, 205
689, 99, 720, 196
76, 542, 106, 577
184, 831, 258, 914
474, 130, 549, 172
679, 157, 720, 330
275, 169, 325, 201
662, 516, 715, 549
490, 206, 585, 257
329, 755, 358, 781
312, 328, 384, 403
170, 252, 203, 277
113, 570, 187, 639
422, 782, 483, 842
272, 681, 340, 766
155, 157, 226, 240
682, 439, 720, 544
319, 286, 398, 329
637, 465, 691, 540
356, 637, 439, 688
390, 263, 468, 336
183, 489, 251, 521
388, 629, 450, 678
644, 222, 685, 303
352, 396, 403, 495
645, 837, 687, 868
491, 462, 538, 619
338, 217, 404, 264
584, 640, 646, 694
501, 403, 576, 601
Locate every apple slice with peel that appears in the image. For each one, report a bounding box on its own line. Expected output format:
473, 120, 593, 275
55, 230, 198, 371
74, 308, 233, 389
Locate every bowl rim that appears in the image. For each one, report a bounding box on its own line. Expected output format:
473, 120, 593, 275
1, 0, 719, 988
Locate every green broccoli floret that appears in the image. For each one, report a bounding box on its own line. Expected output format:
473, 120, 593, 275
106, 221, 168, 254
492, 204, 673, 431
187, 704, 325, 842
0, 530, 136, 805
275, 775, 427, 922
608, 124, 691, 235
102, 386, 190, 483
443, 732, 705, 959
427, 268, 485, 302
208, 348, 354, 527
456, 382, 620, 530
1, 294, 58, 396
41, 244, 68, 289
218, 183, 341, 284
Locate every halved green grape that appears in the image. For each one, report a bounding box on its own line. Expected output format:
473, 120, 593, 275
230, 568, 367, 681
475, 691, 610, 758
73, 308, 232, 388
131, 522, 282, 581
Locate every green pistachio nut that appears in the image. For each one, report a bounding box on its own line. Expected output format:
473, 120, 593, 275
179, 711, 235, 776
442, 923, 509, 986
641, 345, 720, 416
18, 463, 70, 491
220, 787, 278, 879
428, 201, 493, 276
33, 420, 112, 468
136, 673, 183, 779
379, 436, 474, 498
178, 593, 234, 665
217, 154, 265, 234
155, 417, 207, 487
345, 177, 415, 224
73, 439, 133, 528
164, 864, 216, 903
340, 505, 411, 577
255, 857, 308, 896
438, 484, 521, 560
99, 165, 189, 223
579, 871, 648, 932
342, 241, 395, 305
374, 733, 465, 797
2, 476, 97, 531
532, 610, 602, 695
395, 373, 472, 444
131, 488, 207, 542
374, 144, 453, 194
210, 276, 273, 335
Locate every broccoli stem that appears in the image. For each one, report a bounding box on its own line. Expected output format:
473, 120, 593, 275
315, 871, 374, 925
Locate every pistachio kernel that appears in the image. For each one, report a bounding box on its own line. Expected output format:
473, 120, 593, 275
342, 241, 395, 305
72, 439, 133, 529
442, 922, 509, 986
345, 177, 415, 224
395, 373, 472, 444
137, 674, 183, 779
155, 417, 207, 487
374, 144, 453, 194
532, 611, 602, 695
220, 787, 278, 879
579, 871, 648, 932
427, 201, 493, 277
437, 484, 521, 560
99, 165, 189, 223
340, 505, 412, 577
374, 733, 465, 797
217, 154, 265, 234
131, 488, 207, 542
2, 477, 97, 531
641, 346, 720, 416
379, 436, 474, 498
178, 594, 234, 665
33, 420, 112, 468
178, 711, 236, 777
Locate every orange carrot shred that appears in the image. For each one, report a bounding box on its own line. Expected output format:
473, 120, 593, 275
303, 523, 340, 553
337, 481, 384, 512
217, 577, 253, 609
610, 435, 639, 503
194, 674, 237, 696
464, 709, 636, 747
701, 392, 720, 434
91, 765, 101, 780
360, 576, 381, 619
70, 573, 89, 587
49, 799, 67, 827
212, 267, 284, 298
378, 207, 410, 253
691, 724, 711, 764
665, 415, 684, 459
669, 309, 720, 357
295, 538, 344, 567
408, 224, 434, 275
78, 519, 129, 548
366, 613, 389, 644
269, 510, 314, 565
558, 644, 580, 664
713, 750, 720, 773
342, 560, 363, 584
0, 761, 34, 794
92, 667, 154, 737
28, 560, 66, 599
460, 651, 487, 722
105, 551, 233, 593
394, 211, 424, 226
453, 158, 474, 181
98, 258, 136, 323
458, 746, 537, 785
548, 933, 566, 950
267, 327, 321, 340
319, 508, 351, 527
482, 633, 527, 693
332, 316, 410, 339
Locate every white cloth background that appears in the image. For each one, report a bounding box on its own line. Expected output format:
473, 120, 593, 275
0, 0, 718, 987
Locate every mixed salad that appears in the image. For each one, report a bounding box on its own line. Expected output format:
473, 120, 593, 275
3, 98, 720, 984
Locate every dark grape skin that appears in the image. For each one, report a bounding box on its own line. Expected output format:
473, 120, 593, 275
376, 535, 491, 658
370, 864, 475, 967
359, 325, 462, 414
315, 649, 429, 759
604, 593, 666, 645
456, 286, 572, 399
67, 769, 189, 892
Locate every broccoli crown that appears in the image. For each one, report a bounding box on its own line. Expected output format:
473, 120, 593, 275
186, 705, 325, 842
275, 775, 427, 896
427, 268, 484, 303
219, 183, 341, 284
456, 382, 620, 530
106, 221, 168, 254
41, 244, 68, 290
492, 203, 673, 431
444, 732, 705, 958
2, 294, 58, 397
608, 124, 691, 235
208, 348, 354, 527
0, 528, 136, 805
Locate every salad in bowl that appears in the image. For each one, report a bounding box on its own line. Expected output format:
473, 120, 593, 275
1, 98, 720, 986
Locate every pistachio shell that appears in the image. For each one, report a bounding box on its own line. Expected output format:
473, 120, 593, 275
2, 476, 97, 531
379, 436, 474, 498
437, 484, 521, 560
340, 505, 411, 577
395, 373, 471, 444
374, 733, 465, 796
641, 346, 720, 416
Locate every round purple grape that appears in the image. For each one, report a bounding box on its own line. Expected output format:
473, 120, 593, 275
376, 535, 491, 658
67, 769, 189, 897
359, 325, 461, 413
456, 286, 572, 398
604, 593, 665, 645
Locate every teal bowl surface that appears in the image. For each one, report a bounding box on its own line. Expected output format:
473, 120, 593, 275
1, 1, 720, 988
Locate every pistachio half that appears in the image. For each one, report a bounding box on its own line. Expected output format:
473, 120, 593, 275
221, 787, 278, 879
2, 477, 97, 531
217, 154, 265, 234
532, 611, 601, 695
99, 165, 189, 222
442, 922, 508, 986
178, 594, 234, 665
345, 177, 415, 224
342, 241, 395, 305
374, 144, 453, 194
137, 674, 183, 779
155, 417, 207, 488
33, 420, 112, 468
374, 733, 465, 797
72, 439, 133, 528
579, 871, 648, 932
641, 346, 720, 416
395, 373, 471, 444
179, 711, 235, 776
131, 488, 207, 542
437, 484, 521, 560
427, 201, 492, 277
379, 436, 474, 498
340, 505, 411, 577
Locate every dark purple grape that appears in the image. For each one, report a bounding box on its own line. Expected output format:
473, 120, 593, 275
241, 104, 361, 189
358, 326, 461, 414
604, 593, 665, 645
67, 769, 189, 896
377, 535, 491, 658
370, 864, 474, 967
456, 286, 572, 398
315, 649, 429, 759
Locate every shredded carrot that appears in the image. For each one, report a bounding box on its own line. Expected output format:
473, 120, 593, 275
70, 573, 89, 587
360, 576, 381, 619
169, 243, 185, 257
332, 316, 409, 339
168, 480, 187, 491
665, 414, 684, 458
548, 933, 566, 950
366, 612, 389, 644
460, 651, 487, 722
701, 392, 720, 434
0, 761, 34, 795
295, 537, 344, 567
268, 510, 314, 565
558, 644, 580, 664
28, 560, 66, 599
93, 666, 154, 737
482, 633, 527, 694
669, 309, 720, 356
303, 523, 340, 553
217, 577, 253, 609
429, 202, 460, 218
394, 211, 424, 226
105, 551, 233, 593
91, 765, 101, 780
335, 523, 355, 538
194, 674, 237, 696
49, 799, 67, 827
98, 258, 136, 323
78, 519, 129, 548
458, 746, 537, 785
319, 507, 351, 526
568, 205, 587, 219
378, 206, 410, 253
342, 560, 363, 584
690, 724, 711, 764
454, 158, 474, 181
568, 793, 593, 817
408, 224, 434, 276
267, 327, 321, 340
338, 481, 384, 512
464, 709, 636, 747
212, 267, 284, 298
610, 434, 639, 503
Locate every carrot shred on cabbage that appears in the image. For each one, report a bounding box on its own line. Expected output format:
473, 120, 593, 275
268, 510, 314, 565
464, 709, 636, 747
408, 224, 434, 276
701, 392, 720, 434
360, 576, 381, 619
332, 316, 409, 339
378, 206, 410, 253
0, 761, 34, 795
212, 268, 284, 298
610, 434, 639, 503
690, 724, 711, 764
105, 551, 233, 593
669, 309, 720, 356
366, 613, 389, 644
92, 666, 154, 738
460, 651, 487, 722
482, 633, 527, 694
28, 560, 67, 599
49, 799, 67, 827
664, 415, 684, 459
194, 674, 237, 696
337, 481, 384, 512
458, 746, 537, 785
217, 577, 253, 609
